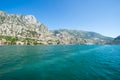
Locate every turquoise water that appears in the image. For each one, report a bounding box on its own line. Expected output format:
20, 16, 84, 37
0, 45, 120, 80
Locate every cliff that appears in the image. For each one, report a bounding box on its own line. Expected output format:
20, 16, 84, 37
0, 10, 59, 45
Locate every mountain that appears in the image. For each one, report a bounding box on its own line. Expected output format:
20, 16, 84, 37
114, 35, 120, 41
112, 35, 120, 44
0, 10, 113, 45
53, 29, 113, 44
0, 10, 59, 45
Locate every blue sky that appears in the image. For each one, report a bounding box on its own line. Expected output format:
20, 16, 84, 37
0, 0, 120, 37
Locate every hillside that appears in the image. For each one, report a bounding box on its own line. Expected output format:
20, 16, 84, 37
53, 29, 113, 44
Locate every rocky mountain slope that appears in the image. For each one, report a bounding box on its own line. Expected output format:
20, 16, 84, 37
0, 10, 59, 45
53, 29, 113, 44
0, 10, 113, 45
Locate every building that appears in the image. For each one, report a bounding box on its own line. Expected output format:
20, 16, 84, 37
16, 41, 25, 45
0, 39, 7, 45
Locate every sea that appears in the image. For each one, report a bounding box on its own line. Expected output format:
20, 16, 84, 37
0, 45, 120, 80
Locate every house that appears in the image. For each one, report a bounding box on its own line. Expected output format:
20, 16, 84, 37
16, 41, 25, 45
0, 39, 7, 45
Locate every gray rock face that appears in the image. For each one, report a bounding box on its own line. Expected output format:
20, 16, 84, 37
0, 11, 44, 37
0, 10, 113, 45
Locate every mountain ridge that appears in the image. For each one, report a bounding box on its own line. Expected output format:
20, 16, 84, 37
0, 10, 114, 45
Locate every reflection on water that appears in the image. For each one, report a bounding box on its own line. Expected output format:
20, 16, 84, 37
0, 45, 120, 80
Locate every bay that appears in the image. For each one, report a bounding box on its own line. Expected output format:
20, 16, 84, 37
0, 45, 120, 80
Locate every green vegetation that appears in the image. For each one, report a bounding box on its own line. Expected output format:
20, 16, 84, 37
0, 35, 18, 45
0, 35, 59, 45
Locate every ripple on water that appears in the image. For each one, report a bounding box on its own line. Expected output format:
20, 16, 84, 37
0, 45, 120, 80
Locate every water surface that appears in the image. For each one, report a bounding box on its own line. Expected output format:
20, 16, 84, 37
0, 45, 120, 80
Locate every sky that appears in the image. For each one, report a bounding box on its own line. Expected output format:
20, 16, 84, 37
0, 0, 120, 37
